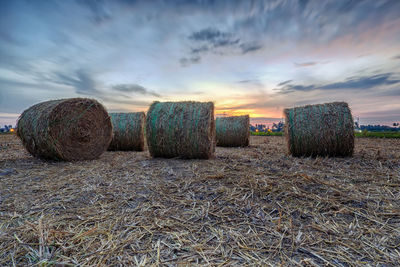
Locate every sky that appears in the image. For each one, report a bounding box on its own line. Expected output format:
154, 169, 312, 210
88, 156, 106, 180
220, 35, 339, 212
0, 0, 399, 127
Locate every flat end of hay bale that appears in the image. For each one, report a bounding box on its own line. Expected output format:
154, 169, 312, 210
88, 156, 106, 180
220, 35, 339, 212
17, 98, 112, 161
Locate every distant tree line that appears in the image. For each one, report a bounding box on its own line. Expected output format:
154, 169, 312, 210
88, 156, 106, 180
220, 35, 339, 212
250, 121, 400, 133
250, 121, 285, 132
358, 124, 400, 132
0, 125, 14, 133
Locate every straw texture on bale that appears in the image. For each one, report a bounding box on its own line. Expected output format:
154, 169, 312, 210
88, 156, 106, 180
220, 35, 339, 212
17, 98, 112, 161
108, 112, 145, 151
146, 101, 215, 159
284, 102, 354, 157
216, 115, 250, 147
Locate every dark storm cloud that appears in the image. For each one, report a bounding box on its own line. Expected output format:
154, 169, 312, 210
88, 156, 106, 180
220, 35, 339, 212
112, 84, 160, 97
277, 73, 400, 93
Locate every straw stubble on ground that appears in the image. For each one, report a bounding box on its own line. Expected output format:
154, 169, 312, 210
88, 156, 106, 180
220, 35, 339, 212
0, 134, 400, 266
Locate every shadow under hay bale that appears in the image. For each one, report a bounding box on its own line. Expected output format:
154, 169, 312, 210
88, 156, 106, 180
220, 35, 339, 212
17, 98, 112, 161
146, 101, 215, 159
216, 115, 250, 147
108, 112, 145, 151
284, 102, 354, 157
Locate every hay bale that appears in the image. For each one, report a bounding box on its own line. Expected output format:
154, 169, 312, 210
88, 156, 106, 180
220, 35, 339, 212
17, 98, 112, 161
108, 112, 145, 151
146, 101, 215, 159
284, 102, 354, 157
216, 115, 250, 147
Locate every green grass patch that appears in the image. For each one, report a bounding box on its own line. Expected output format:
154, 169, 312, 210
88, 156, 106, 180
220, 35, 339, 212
250, 131, 283, 136
355, 131, 400, 138
250, 131, 400, 138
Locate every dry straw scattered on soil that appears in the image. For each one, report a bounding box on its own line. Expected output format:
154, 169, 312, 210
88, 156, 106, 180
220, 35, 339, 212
17, 98, 112, 161
284, 102, 354, 157
1, 134, 399, 266
216, 115, 250, 147
146, 101, 215, 159
108, 112, 145, 151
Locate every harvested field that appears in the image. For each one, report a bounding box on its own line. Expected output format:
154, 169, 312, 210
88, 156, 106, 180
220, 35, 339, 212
1, 134, 400, 266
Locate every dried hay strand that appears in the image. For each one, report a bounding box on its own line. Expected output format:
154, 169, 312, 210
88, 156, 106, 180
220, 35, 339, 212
108, 112, 145, 151
146, 101, 215, 159
1, 135, 400, 265
216, 115, 250, 147
284, 101, 354, 157
17, 98, 112, 161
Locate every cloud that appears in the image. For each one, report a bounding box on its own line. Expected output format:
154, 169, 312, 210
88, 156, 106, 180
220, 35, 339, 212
279, 84, 316, 93
112, 84, 160, 97
237, 79, 257, 84
294, 62, 318, 67
187, 27, 240, 56
100, 96, 150, 107
1, 0, 400, 126
184, 27, 261, 65
277, 73, 400, 93
319, 73, 400, 90
233, 0, 400, 45
52, 69, 99, 95
240, 42, 263, 54
277, 80, 292, 86
191, 46, 209, 54
79, 0, 112, 24
235, 79, 265, 88
378, 88, 400, 97
189, 28, 234, 43
180, 56, 201, 67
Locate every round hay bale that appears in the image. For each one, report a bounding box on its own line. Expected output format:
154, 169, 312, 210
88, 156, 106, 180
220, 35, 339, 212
17, 98, 112, 161
146, 101, 215, 159
216, 115, 250, 147
108, 112, 145, 151
284, 102, 354, 157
